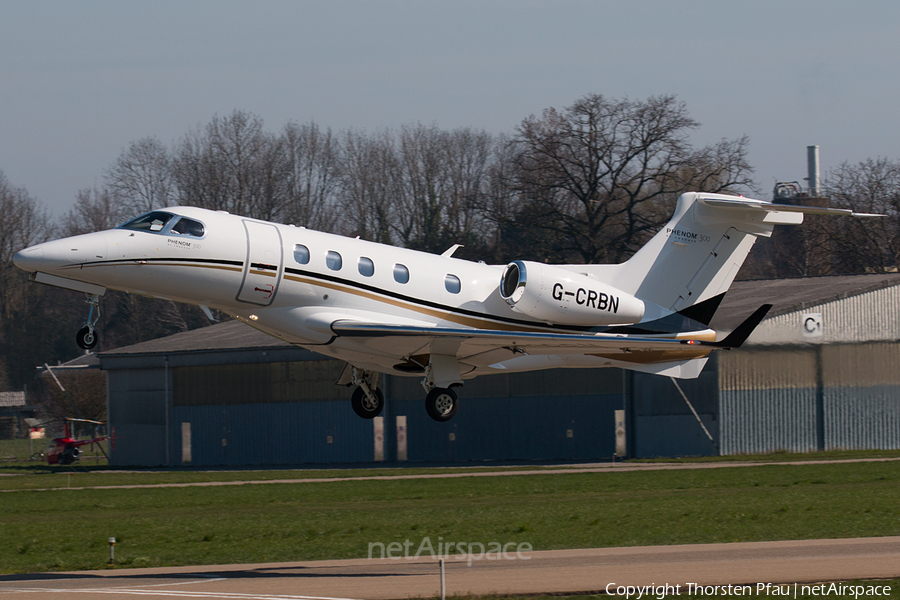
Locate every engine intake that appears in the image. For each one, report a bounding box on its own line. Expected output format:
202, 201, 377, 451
499, 260, 644, 326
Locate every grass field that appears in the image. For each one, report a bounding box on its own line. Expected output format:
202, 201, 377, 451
1, 457, 898, 575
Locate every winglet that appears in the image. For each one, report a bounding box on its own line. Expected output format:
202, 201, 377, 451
710, 304, 772, 349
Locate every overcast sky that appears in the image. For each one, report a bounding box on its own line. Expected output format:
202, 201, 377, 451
1, 0, 898, 218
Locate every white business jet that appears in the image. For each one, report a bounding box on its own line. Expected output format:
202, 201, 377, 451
13, 192, 871, 421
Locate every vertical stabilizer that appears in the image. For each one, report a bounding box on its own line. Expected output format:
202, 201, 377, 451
581, 193, 806, 313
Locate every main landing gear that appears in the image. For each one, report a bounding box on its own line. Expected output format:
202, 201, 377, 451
425, 387, 458, 422
76, 294, 101, 350
348, 367, 384, 419
420, 355, 461, 422
340, 358, 463, 422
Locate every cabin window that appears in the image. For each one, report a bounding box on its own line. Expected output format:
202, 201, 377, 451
444, 274, 461, 294
293, 244, 310, 265
171, 217, 205, 237
393, 263, 409, 284
326, 251, 342, 271
358, 257, 375, 277
120, 211, 175, 233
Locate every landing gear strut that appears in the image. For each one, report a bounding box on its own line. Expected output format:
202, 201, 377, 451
349, 367, 384, 419
76, 294, 101, 350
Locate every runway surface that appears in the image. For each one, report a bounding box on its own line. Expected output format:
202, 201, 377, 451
1, 536, 898, 599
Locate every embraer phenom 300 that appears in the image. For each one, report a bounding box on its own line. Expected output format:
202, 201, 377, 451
14, 193, 874, 421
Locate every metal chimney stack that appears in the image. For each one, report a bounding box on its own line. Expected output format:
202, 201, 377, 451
807, 145, 820, 196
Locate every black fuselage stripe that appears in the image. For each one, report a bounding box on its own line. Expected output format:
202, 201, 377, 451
283, 266, 610, 333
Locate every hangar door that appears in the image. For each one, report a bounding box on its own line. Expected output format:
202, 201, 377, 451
237, 221, 283, 306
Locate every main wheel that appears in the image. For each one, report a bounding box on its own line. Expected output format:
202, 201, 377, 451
351, 386, 384, 419
425, 387, 458, 422
76, 326, 97, 350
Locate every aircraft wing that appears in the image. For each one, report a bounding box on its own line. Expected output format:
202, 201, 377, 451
329, 304, 771, 363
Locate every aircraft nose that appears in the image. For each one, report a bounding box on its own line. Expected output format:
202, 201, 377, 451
13, 245, 45, 273
13, 233, 109, 273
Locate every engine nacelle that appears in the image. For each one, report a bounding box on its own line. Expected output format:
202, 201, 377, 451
499, 260, 645, 326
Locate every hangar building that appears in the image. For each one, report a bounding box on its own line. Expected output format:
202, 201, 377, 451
98, 273, 900, 467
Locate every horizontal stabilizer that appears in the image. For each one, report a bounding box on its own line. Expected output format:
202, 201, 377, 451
698, 197, 884, 218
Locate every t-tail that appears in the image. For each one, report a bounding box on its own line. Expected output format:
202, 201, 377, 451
581, 192, 878, 328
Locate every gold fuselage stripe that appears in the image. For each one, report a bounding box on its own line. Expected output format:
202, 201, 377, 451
66, 259, 717, 341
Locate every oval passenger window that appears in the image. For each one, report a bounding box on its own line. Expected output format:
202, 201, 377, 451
444, 274, 461, 294
393, 263, 409, 284
293, 244, 310, 264
358, 257, 375, 277
326, 251, 342, 271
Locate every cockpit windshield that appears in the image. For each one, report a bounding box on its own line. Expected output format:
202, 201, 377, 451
121, 211, 176, 232
171, 217, 205, 237
119, 212, 206, 238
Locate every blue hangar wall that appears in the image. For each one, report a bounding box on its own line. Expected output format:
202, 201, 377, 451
102, 344, 713, 467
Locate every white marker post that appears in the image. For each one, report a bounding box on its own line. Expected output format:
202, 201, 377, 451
108, 537, 116, 565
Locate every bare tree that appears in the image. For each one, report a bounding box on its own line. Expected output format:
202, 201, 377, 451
171, 125, 223, 210
824, 158, 900, 273
0, 172, 65, 391
439, 128, 495, 257
172, 110, 289, 220
282, 121, 340, 231
387, 124, 498, 255
104, 136, 172, 215
393, 123, 449, 251
508, 94, 754, 264
477, 133, 520, 261
62, 187, 127, 236
337, 128, 401, 244
0, 171, 52, 317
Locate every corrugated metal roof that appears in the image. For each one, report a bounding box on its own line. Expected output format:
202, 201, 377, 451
745, 280, 900, 345
0, 392, 25, 407
712, 273, 900, 332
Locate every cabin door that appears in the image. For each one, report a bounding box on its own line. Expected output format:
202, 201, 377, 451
236, 220, 283, 306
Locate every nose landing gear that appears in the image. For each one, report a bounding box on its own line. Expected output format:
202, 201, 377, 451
76, 294, 101, 350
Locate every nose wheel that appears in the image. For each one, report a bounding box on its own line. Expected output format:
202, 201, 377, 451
76, 326, 97, 350
76, 294, 101, 350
